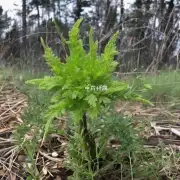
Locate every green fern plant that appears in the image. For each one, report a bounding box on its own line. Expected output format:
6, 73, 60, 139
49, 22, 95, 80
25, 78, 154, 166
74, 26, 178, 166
26, 18, 152, 177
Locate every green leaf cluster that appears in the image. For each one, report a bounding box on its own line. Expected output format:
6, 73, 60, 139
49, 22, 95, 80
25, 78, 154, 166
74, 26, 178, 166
26, 18, 151, 131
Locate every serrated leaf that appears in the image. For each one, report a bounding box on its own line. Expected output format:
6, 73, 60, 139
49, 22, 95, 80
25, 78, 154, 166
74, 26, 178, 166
99, 97, 111, 104
26, 78, 43, 85
71, 110, 83, 124
42, 116, 54, 147
87, 107, 98, 119
26, 76, 62, 91
41, 42, 64, 75
45, 101, 66, 120
67, 18, 85, 58
85, 94, 97, 107
54, 18, 67, 50
111, 61, 118, 68
62, 84, 69, 90
106, 86, 128, 94
88, 27, 98, 60
102, 31, 119, 63
71, 91, 82, 99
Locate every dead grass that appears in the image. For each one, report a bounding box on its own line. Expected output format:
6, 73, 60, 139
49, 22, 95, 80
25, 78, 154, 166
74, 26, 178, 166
0, 69, 70, 179
0, 77, 27, 179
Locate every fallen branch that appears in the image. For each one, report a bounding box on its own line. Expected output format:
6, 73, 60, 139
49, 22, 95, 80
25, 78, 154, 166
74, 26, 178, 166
170, 128, 180, 137
38, 150, 63, 163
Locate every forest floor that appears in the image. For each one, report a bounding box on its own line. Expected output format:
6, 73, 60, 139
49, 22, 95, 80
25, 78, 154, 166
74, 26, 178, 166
1, 67, 180, 179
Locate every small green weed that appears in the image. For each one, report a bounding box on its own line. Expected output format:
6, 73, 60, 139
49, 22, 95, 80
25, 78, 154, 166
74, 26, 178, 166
13, 88, 52, 179
12, 72, 53, 179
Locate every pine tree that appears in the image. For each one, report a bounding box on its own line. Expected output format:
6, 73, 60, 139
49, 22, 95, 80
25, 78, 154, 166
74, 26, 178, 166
0, 6, 10, 39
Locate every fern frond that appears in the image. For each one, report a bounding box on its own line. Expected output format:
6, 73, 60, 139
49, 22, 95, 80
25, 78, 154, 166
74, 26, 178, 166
53, 19, 67, 50
67, 18, 85, 60
101, 31, 119, 71
26, 76, 63, 91
88, 27, 98, 60
41, 38, 64, 75
103, 31, 119, 60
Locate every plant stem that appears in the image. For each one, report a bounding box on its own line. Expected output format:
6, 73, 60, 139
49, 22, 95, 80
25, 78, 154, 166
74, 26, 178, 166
79, 113, 96, 162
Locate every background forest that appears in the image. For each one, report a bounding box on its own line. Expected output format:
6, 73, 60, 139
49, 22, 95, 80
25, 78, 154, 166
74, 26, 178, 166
0, 0, 179, 72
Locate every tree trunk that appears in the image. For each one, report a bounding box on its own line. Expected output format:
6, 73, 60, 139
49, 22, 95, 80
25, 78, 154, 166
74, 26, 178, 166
57, 0, 61, 19
120, 0, 124, 21
161, 0, 174, 66
22, 0, 27, 50
35, 3, 40, 28
100, 0, 117, 53
75, 0, 82, 21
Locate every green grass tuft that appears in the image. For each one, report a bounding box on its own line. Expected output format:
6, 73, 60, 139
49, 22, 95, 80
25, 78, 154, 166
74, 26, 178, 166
125, 70, 180, 108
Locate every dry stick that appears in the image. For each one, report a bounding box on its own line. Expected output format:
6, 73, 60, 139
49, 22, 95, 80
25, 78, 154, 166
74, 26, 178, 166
0, 127, 13, 134
8, 149, 17, 171
121, 164, 123, 180
4, 147, 18, 157
38, 150, 62, 163
0, 98, 26, 118
0, 159, 21, 179
129, 153, 134, 180
151, 6, 159, 58
0, 137, 16, 141
35, 151, 40, 166
0, 157, 18, 169
9, 105, 23, 114
0, 116, 13, 123
131, 33, 152, 48
154, 31, 177, 70
0, 141, 15, 145
98, 18, 146, 45
120, 46, 146, 53
170, 128, 180, 137
0, 146, 17, 153
146, 7, 176, 72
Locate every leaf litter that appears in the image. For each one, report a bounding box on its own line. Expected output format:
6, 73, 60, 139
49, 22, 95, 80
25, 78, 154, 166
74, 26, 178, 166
0, 80, 70, 179
1, 80, 180, 179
